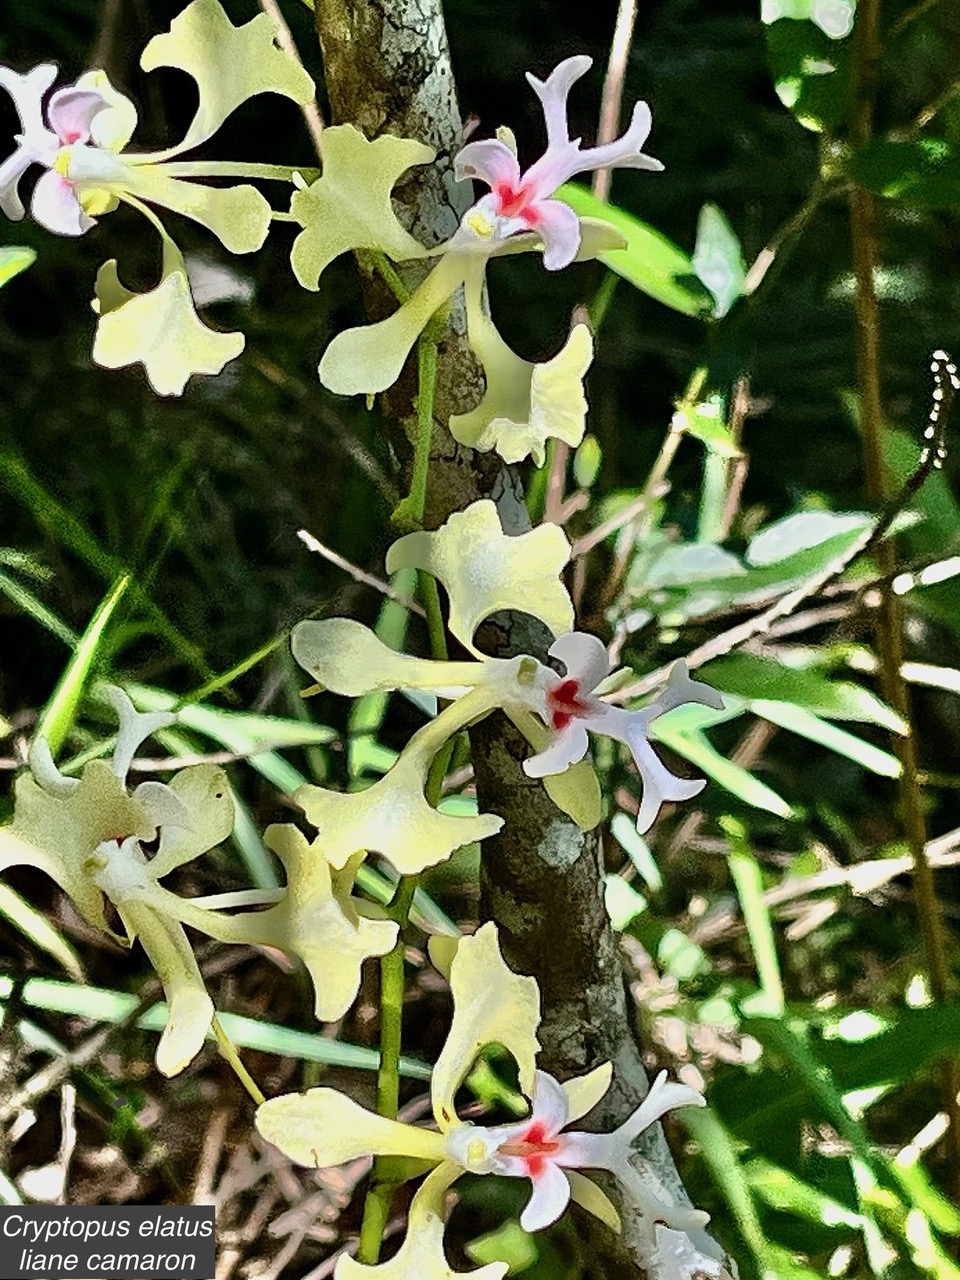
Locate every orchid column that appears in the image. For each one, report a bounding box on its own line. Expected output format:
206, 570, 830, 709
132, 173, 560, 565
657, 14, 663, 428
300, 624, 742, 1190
310, 1, 709, 1273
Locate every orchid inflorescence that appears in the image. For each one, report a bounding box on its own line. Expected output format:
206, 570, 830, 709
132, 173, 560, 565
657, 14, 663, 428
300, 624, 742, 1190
0, 6, 726, 1274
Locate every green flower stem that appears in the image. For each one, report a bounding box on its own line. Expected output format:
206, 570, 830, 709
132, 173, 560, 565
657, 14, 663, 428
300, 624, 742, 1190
358, 344, 450, 1264
392, 336, 439, 531
212, 1014, 265, 1105
369, 251, 411, 304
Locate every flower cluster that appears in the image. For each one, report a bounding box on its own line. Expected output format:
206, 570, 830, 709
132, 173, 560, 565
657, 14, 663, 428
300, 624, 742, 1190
0, 686, 396, 1075
289, 500, 723, 881
0, 0, 315, 393
289, 55, 661, 466
258, 924, 722, 1278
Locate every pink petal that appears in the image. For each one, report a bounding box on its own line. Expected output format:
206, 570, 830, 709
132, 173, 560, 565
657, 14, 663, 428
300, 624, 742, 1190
519, 1159, 572, 1233
454, 138, 521, 191
549, 633, 611, 695
30, 168, 92, 236
523, 723, 590, 778
530, 197, 582, 271
526, 56, 592, 149
46, 85, 110, 144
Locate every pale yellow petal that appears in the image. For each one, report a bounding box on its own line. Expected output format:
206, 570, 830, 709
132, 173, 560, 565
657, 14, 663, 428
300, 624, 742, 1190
184, 824, 397, 1022
256, 1086, 447, 1167
119, 166, 272, 254
319, 253, 466, 396
336, 1163, 508, 1279
506, 708, 602, 831
451, 266, 592, 467
140, 0, 315, 153
75, 70, 138, 151
92, 259, 245, 396
566, 1169, 621, 1234
148, 765, 234, 879
4, 760, 154, 931
291, 618, 484, 698
295, 745, 502, 876
562, 1062, 613, 1124
122, 901, 214, 1076
291, 125, 433, 288
432, 923, 541, 1130
386, 500, 573, 652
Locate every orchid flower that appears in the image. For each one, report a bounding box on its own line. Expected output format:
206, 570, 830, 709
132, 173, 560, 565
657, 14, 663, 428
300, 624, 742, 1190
451, 55, 661, 270
0, 686, 234, 1075
257, 924, 711, 1277
291, 501, 722, 863
0, 0, 315, 393
288, 55, 661, 466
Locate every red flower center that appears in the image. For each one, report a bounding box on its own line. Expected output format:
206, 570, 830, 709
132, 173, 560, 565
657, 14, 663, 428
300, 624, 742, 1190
547, 678, 591, 731
493, 181, 541, 227
499, 1120, 562, 1178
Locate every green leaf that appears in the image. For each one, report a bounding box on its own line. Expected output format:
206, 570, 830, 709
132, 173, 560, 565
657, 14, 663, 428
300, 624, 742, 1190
693, 204, 746, 318
744, 1156, 861, 1229
703, 653, 905, 732
0, 247, 36, 289
466, 1222, 538, 1274
653, 720, 794, 818
752, 700, 901, 777
604, 874, 647, 930
761, 0, 856, 39
0, 973, 431, 1080
847, 139, 960, 208
36, 575, 131, 756
0, 883, 83, 980
557, 183, 714, 317
724, 817, 785, 1015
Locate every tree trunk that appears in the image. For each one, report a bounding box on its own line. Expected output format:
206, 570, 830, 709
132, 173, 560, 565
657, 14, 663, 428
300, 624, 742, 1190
312, 2, 720, 1273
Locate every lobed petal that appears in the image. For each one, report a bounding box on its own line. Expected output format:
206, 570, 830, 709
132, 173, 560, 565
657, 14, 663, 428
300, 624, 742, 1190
522, 723, 590, 779
101, 684, 177, 783
117, 165, 272, 254
46, 86, 110, 145
256, 1086, 447, 1167
336, 1163, 507, 1280
651, 1225, 723, 1280
432, 923, 541, 1131
525, 56, 592, 150
319, 252, 466, 396
290, 124, 433, 289
385, 499, 573, 652
614, 1071, 706, 1145
120, 900, 214, 1076
4, 759, 155, 931
147, 764, 234, 879
454, 138, 521, 190
529, 196, 582, 270
548, 633, 611, 696
92, 254, 245, 396
291, 617, 484, 699
140, 0, 315, 155
452, 265, 592, 465
295, 736, 503, 877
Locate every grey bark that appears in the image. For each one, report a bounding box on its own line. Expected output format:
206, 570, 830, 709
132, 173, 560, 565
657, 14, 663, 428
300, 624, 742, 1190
312, 2, 720, 1274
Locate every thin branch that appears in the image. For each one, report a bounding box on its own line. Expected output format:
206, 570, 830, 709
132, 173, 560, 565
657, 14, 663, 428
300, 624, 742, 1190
258, 0, 325, 159
593, 0, 638, 199
297, 529, 425, 616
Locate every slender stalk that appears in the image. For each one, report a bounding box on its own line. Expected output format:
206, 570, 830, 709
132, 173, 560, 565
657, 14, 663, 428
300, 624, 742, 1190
848, 0, 960, 1196
146, 160, 319, 181
257, 0, 326, 158
357, 339, 448, 1265
211, 1015, 265, 1105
